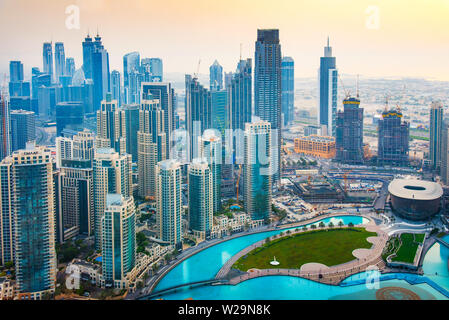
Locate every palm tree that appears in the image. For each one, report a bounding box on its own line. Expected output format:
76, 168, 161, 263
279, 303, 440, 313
319, 222, 325, 228
328, 222, 334, 228
311, 224, 317, 229
338, 221, 344, 228
348, 222, 354, 227
302, 226, 308, 231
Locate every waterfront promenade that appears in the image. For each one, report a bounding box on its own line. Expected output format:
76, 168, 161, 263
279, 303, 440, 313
140, 212, 368, 297
217, 217, 388, 286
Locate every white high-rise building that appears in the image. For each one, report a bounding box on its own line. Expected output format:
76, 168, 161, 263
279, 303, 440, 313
93, 148, 132, 250
137, 95, 166, 198
188, 159, 213, 240
96, 93, 127, 155
156, 159, 182, 249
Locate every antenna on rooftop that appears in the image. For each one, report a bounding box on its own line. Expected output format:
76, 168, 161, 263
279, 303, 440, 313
356, 74, 359, 98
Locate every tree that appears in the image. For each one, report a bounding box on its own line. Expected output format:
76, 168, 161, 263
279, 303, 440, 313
338, 221, 344, 228
328, 222, 334, 228
348, 222, 354, 227
302, 226, 307, 231
319, 222, 325, 228
311, 224, 317, 229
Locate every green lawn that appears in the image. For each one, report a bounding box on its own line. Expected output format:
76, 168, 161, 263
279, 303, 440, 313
391, 233, 424, 264
233, 228, 377, 271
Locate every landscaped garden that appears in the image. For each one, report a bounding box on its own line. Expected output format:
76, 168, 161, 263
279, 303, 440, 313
391, 233, 425, 264
233, 227, 377, 271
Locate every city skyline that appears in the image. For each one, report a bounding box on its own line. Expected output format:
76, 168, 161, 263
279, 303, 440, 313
1, 0, 449, 81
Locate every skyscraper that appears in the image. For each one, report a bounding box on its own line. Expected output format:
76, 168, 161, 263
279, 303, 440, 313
123, 52, 140, 88
0, 159, 14, 266
54, 42, 65, 83
230, 59, 252, 132
156, 159, 182, 249
281, 56, 294, 126
6, 144, 57, 299
59, 158, 94, 240
96, 93, 126, 155
93, 148, 132, 250
200, 130, 222, 214
123, 104, 140, 162
101, 194, 136, 288
65, 57, 75, 78
42, 42, 53, 82
188, 159, 213, 240
377, 107, 409, 166
56, 130, 95, 240
244, 120, 272, 222
430, 101, 444, 170
91, 34, 110, 111
9, 61, 24, 82
335, 97, 364, 164
185, 75, 211, 162
56, 102, 85, 136
254, 29, 281, 184
137, 95, 166, 198
110, 70, 121, 105
0, 95, 11, 161
149, 58, 163, 82
141, 82, 175, 157
82, 34, 95, 80
318, 37, 338, 137
209, 60, 223, 91
440, 121, 449, 185
10, 110, 36, 152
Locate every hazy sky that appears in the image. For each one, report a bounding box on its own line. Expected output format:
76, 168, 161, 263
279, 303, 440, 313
1, 0, 449, 81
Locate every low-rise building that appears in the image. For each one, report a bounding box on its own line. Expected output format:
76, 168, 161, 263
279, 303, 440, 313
210, 212, 263, 238
0, 277, 15, 300
294, 135, 336, 159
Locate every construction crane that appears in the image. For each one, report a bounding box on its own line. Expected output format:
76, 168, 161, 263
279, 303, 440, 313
194, 59, 201, 79
338, 73, 350, 99
343, 169, 354, 193
235, 164, 243, 202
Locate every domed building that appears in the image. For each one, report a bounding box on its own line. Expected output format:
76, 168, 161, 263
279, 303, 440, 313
388, 179, 443, 221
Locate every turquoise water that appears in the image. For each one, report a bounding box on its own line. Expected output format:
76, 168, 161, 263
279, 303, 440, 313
154, 216, 367, 291
152, 216, 449, 300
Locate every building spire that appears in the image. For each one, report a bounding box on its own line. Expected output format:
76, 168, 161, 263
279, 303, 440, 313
327, 36, 329, 47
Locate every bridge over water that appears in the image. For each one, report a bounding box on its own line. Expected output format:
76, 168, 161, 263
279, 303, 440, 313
137, 279, 229, 300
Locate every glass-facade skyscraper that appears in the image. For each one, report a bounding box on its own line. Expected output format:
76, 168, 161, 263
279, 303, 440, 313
42, 42, 53, 83
10, 109, 36, 152
243, 120, 272, 222
318, 37, 338, 137
430, 101, 444, 170
54, 42, 65, 83
185, 75, 211, 162
209, 60, 223, 91
254, 29, 281, 184
281, 56, 294, 126
6, 145, 57, 298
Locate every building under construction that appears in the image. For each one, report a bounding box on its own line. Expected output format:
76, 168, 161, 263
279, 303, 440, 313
290, 175, 344, 203
377, 106, 409, 166
335, 97, 364, 164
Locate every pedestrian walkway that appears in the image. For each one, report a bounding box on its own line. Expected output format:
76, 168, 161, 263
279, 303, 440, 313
219, 216, 389, 286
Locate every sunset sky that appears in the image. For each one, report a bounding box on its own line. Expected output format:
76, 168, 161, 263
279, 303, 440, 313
1, 0, 449, 80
